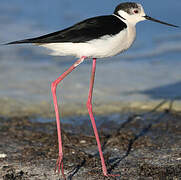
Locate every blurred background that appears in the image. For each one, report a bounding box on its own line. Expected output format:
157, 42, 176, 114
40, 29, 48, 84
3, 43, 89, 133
0, 0, 181, 116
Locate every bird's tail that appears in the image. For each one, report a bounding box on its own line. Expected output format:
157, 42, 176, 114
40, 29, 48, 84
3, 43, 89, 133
4, 38, 36, 45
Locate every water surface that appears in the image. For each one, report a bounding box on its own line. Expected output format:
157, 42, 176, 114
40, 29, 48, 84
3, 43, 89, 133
0, 0, 181, 115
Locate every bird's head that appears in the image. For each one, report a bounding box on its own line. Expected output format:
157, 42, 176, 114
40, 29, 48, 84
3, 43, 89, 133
114, 2, 178, 27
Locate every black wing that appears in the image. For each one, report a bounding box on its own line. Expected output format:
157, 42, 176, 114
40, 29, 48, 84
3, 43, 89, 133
7, 15, 127, 44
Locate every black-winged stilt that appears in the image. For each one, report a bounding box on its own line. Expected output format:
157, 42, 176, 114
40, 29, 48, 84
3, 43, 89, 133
6, 2, 178, 179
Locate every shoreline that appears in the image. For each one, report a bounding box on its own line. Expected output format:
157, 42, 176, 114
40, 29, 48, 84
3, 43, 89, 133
0, 97, 181, 118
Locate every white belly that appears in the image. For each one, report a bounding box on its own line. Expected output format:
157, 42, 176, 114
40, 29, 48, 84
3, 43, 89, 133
40, 25, 136, 58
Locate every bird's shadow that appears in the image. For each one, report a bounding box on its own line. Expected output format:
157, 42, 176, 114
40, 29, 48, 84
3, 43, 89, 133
67, 158, 86, 179
67, 99, 174, 180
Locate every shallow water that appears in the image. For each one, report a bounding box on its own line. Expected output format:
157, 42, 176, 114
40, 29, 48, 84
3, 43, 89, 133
0, 0, 181, 115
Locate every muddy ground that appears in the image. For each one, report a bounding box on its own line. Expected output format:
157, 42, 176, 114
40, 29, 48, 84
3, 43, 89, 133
0, 104, 181, 180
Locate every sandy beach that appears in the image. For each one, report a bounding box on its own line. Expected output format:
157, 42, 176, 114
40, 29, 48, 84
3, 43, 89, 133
0, 100, 181, 180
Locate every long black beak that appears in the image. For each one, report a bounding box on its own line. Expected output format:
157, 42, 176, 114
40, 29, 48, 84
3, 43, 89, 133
144, 15, 179, 28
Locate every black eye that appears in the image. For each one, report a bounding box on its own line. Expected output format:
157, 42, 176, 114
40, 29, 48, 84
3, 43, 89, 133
134, 10, 139, 14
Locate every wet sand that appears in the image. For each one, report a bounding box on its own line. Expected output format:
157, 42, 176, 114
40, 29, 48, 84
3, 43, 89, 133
0, 102, 181, 180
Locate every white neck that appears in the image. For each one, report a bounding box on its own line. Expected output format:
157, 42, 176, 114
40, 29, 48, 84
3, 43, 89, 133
112, 14, 127, 24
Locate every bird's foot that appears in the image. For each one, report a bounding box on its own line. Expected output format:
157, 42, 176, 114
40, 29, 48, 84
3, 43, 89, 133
55, 154, 66, 179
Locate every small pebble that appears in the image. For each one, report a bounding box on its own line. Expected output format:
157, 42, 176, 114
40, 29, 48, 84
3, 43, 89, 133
80, 140, 86, 144
0, 153, 7, 158
114, 148, 118, 151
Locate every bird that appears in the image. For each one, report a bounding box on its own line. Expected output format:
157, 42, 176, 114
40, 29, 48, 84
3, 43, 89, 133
6, 2, 178, 179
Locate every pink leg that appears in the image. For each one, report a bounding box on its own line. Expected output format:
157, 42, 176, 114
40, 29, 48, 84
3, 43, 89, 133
51, 56, 86, 179
86, 58, 120, 177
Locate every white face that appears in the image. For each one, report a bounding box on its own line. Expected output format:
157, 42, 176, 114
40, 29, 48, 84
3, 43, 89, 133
117, 4, 146, 25
115, 2, 178, 28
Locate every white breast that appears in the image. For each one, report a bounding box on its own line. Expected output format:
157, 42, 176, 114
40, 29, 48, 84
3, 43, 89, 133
40, 24, 136, 58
